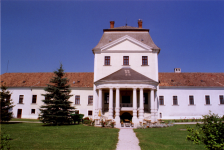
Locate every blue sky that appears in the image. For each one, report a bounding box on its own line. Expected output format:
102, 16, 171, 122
1, 0, 224, 75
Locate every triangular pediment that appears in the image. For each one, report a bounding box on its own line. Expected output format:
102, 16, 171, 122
101, 35, 152, 52
95, 67, 158, 85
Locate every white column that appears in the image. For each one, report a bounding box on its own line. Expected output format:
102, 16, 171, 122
132, 88, 138, 123
98, 88, 102, 117
154, 90, 158, 121
115, 88, 120, 123
108, 88, 113, 119
139, 88, 144, 121
148, 91, 151, 113
150, 89, 155, 122
94, 89, 98, 118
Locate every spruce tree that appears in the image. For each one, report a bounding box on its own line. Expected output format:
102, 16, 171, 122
39, 64, 75, 125
0, 85, 14, 122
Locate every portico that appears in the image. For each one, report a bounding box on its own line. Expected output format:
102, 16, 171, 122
94, 86, 158, 125
93, 68, 159, 126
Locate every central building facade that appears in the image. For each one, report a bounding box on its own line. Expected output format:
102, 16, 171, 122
92, 20, 161, 126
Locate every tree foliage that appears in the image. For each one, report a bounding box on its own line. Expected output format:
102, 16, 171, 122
39, 64, 75, 125
0, 85, 14, 122
186, 111, 224, 150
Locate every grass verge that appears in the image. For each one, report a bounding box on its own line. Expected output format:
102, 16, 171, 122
134, 124, 204, 150
1, 123, 119, 150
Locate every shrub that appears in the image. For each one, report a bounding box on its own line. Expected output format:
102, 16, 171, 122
1, 129, 11, 150
186, 111, 224, 150
83, 117, 90, 124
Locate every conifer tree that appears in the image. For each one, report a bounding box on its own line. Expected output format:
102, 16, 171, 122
39, 64, 75, 125
0, 85, 14, 122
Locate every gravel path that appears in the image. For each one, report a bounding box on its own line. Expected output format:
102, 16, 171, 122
116, 129, 141, 150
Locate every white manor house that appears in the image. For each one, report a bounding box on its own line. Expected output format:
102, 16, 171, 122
1, 20, 224, 126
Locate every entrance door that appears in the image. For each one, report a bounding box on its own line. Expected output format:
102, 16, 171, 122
120, 112, 132, 122
17, 109, 22, 118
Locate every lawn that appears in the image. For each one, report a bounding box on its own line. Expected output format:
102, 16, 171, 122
1, 123, 119, 150
134, 125, 205, 150
11, 118, 40, 122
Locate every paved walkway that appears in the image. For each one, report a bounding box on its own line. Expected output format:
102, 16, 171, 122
116, 129, 141, 150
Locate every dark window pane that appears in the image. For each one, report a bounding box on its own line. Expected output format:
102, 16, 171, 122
31, 109, 35, 114
105, 56, 110, 65
144, 93, 148, 104
159, 96, 164, 105
123, 56, 129, 65
173, 96, 178, 105
142, 56, 148, 65
220, 95, 224, 104
205, 95, 210, 104
32, 95, 37, 103
88, 111, 92, 116
88, 96, 93, 105
19, 95, 24, 104
189, 96, 194, 105
75, 96, 80, 105
122, 96, 130, 103
104, 93, 109, 104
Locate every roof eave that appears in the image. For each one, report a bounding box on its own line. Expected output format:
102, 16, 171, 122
103, 29, 149, 32
95, 80, 159, 85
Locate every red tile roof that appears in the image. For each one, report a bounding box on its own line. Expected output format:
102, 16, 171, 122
1, 72, 224, 88
159, 73, 224, 87
0, 72, 94, 88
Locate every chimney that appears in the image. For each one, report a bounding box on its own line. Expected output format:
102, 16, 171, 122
138, 19, 142, 28
174, 68, 181, 73
110, 21, 115, 28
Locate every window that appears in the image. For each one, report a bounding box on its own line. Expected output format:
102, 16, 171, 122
75, 95, 80, 105
205, 95, 210, 105
142, 56, 148, 65
159, 96, 164, 105
123, 56, 129, 65
31, 109, 35, 114
220, 95, 224, 104
75, 110, 79, 114
19, 95, 24, 104
32, 95, 37, 103
144, 93, 148, 104
88, 96, 93, 105
189, 96, 194, 105
173, 96, 178, 105
105, 56, 110, 65
88, 110, 92, 116
6, 95, 11, 103
104, 93, 109, 104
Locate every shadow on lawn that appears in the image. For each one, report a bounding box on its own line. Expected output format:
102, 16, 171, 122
41, 123, 82, 126
1, 122, 23, 124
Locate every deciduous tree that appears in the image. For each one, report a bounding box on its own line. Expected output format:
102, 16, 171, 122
186, 111, 224, 150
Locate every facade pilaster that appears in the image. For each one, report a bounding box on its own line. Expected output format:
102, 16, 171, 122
108, 88, 113, 119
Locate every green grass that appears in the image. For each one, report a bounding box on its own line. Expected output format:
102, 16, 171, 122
134, 125, 205, 150
1, 123, 119, 150
11, 118, 40, 122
